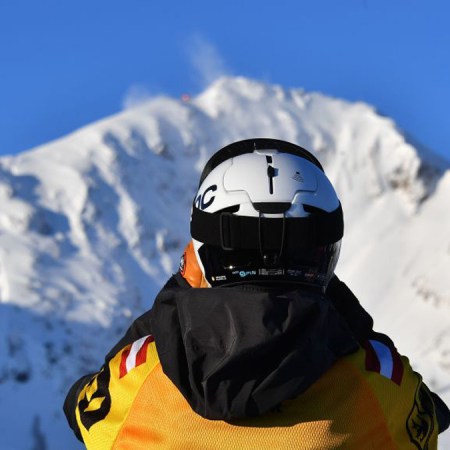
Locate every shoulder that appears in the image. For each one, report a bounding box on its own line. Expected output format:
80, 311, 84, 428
344, 331, 420, 399
74, 334, 161, 448
341, 333, 439, 449
63, 273, 188, 446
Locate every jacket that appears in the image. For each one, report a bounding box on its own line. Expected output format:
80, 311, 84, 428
64, 274, 450, 449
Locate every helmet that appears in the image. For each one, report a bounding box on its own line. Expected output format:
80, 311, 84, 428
181, 138, 343, 289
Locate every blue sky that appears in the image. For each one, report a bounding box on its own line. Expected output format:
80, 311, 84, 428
1, 0, 449, 161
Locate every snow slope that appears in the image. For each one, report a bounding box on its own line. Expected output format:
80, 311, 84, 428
0, 76, 449, 449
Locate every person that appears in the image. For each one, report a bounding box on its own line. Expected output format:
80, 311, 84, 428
64, 138, 449, 449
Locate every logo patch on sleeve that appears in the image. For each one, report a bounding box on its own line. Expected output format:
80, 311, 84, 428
119, 335, 154, 378
78, 367, 112, 431
363, 338, 404, 385
407, 382, 435, 449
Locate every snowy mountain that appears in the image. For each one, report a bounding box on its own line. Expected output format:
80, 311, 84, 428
0, 76, 449, 449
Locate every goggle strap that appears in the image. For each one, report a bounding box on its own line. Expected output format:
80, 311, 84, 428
191, 203, 343, 251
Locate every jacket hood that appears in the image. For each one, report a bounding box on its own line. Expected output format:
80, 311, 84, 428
151, 283, 360, 421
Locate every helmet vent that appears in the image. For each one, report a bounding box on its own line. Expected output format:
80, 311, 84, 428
303, 204, 326, 214
217, 205, 240, 214
253, 203, 291, 214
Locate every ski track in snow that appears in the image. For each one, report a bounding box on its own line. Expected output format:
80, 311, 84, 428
0, 76, 449, 449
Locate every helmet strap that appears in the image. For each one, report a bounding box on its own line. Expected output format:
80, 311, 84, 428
258, 212, 287, 267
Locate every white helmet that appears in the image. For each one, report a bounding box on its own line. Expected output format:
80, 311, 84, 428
183, 138, 343, 289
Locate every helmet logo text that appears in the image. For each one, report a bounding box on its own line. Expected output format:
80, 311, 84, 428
196, 184, 217, 210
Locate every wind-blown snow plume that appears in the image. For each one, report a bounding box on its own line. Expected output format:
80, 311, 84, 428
186, 34, 231, 87
122, 84, 155, 110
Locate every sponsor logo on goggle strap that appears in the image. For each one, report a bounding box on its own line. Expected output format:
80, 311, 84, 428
232, 270, 257, 278
212, 275, 227, 282
259, 268, 284, 276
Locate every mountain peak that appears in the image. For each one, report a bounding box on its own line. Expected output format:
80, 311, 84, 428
0, 76, 449, 448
